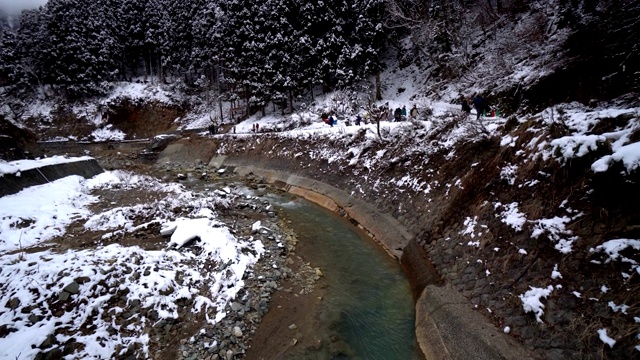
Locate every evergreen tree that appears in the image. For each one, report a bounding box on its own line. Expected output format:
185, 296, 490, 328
118, 0, 148, 79
16, 8, 49, 87
192, 0, 223, 84
45, 0, 122, 97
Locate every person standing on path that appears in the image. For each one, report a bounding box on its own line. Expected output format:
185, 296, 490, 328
473, 94, 491, 119
410, 105, 418, 119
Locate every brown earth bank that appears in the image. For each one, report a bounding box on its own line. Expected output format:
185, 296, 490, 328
18, 100, 185, 142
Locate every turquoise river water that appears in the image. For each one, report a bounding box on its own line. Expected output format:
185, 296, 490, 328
267, 193, 421, 360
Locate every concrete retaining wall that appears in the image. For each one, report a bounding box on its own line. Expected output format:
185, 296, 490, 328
207, 156, 534, 360
0, 158, 104, 197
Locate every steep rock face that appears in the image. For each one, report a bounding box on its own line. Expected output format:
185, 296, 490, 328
206, 123, 639, 359
0, 115, 37, 159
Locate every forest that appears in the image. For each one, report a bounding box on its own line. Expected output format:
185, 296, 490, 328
0, 0, 638, 113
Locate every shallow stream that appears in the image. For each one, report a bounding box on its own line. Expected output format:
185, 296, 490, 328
267, 193, 421, 360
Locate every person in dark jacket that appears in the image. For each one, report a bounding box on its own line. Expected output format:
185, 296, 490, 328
473, 95, 491, 119
394, 107, 402, 122
461, 96, 471, 114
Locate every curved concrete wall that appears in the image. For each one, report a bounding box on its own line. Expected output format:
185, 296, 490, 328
0, 158, 104, 197
212, 157, 533, 360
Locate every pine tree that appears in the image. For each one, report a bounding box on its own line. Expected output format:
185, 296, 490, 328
118, 0, 148, 79
44, 0, 122, 97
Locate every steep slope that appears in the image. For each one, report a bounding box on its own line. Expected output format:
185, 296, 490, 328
208, 101, 640, 359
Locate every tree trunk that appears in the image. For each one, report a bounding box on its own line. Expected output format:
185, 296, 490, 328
289, 89, 293, 114
375, 71, 382, 101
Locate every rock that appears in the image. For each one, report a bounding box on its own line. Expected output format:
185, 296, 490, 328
230, 302, 243, 312
29, 314, 43, 323
288, 324, 297, 330
40, 334, 57, 348
59, 291, 71, 301
7, 297, 20, 310
63, 281, 80, 294
74, 276, 91, 284
292, 338, 298, 346
233, 326, 243, 337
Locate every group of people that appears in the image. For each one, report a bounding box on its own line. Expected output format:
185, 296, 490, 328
320, 96, 499, 128
322, 103, 419, 128
321, 113, 338, 127
461, 94, 495, 119
390, 104, 418, 122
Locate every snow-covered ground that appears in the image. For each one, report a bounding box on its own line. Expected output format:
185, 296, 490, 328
0, 168, 265, 359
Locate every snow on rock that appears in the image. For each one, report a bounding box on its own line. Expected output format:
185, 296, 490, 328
251, 220, 262, 233
592, 142, 640, 174
519, 285, 554, 322
597, 328, 616, 348
164, 218, 227, 250
495, 202, 527, 232
531, 216, 578, 254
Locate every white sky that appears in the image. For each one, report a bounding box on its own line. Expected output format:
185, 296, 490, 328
0, 0, 47, 14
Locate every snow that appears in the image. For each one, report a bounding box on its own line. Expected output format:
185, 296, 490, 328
519, 285, 554, 323
551, 134, 606, 161
531, 216, 578, 254
0, 169, 263, 360
91, 124, 126, 141
551, 264, 562, 279
608, 301, 630, 315
592, 142, 640, 174
590, 239, 640, 274
460, 216, 479, 238
597, 328, 616, 348
0, 175, 97, 253
495, 202, 527, 232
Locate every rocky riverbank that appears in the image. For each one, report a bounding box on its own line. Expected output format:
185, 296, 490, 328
2, 144, 325, 360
